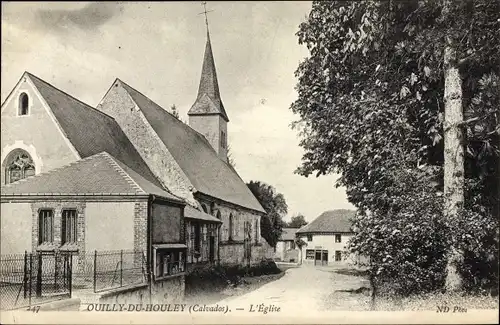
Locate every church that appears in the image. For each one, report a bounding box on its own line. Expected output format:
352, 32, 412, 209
0, 25, 273, 301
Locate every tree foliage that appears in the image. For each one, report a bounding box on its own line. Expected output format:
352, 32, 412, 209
247, 181, 287, 247
287, 213, 308, 228
291, 0, 499, 296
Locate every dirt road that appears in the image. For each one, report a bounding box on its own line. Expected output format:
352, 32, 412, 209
217, 265, 369, 316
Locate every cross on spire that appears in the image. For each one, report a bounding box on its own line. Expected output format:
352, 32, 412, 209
199, 1, 213, 33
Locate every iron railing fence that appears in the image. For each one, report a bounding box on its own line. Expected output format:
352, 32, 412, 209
0, 252, 72, 310
0, 250, 147, 310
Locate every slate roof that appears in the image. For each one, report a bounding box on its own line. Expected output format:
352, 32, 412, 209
188, 31, 229, 122
280, 228, 298, 241
0, 152, 183, 202
27, 72, 161, 188
118, 80, 265, 214
184, 205, 222, 223
296, 210, 356, 234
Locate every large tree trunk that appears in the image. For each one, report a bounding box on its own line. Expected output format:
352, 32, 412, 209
442, 0, 464, 291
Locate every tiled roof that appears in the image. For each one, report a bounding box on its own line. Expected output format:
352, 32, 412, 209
296, 210, 356, 234
188, 31, 229, 122
118, 80, 265, 214
27, 72, 161, 188
0, 152, 183, 202
184, 205, 222, 223
280, 228, 298, 241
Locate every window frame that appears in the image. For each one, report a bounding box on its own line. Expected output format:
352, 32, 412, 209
38, 209, 54, 245
305, 249, 315, 260
61, 209, 78, 245
18, 92, 30, 116
228, 213, 234, 241
335, 234, 342, 243
335, 250, 342, 262
153, 248, 186, 281
307, 234, 313, 242
4, 150, 35, 185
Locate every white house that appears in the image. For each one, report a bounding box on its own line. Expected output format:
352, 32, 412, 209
296, 210, 361, 266
274, 227, 299, 262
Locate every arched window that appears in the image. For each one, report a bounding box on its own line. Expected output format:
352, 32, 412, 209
19, 93, 29, 115
229, 213, 234, 241
3, 149, 35, 184
216, 211, 221, 220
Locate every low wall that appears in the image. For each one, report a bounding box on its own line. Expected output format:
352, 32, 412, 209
98, 275, 185, 305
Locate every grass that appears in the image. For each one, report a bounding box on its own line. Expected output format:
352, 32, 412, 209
374, 292, 499, 311
323, 268, 499, 312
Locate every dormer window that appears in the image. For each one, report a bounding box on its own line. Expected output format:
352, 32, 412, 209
19, 93, 29, 116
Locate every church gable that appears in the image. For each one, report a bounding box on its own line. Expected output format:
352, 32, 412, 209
1, 73, 80, 184
97, 79, 197, 205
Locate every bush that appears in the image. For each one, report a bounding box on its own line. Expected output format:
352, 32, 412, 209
185, 260, 282, 292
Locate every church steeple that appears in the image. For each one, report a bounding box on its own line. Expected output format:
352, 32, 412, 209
188, 4, 230, 163
188, 30, 229, 122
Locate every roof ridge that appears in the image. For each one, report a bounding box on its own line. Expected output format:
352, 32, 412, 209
26, 72, 117, 121
118, 79, 219, 150
101, 153, 146, 194
1, 154, 102, 189
117, 78, 180, 120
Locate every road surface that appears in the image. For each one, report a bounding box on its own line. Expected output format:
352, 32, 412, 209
217, 265, 369, 316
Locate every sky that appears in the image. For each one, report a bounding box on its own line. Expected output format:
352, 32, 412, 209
1, 2, 354, 222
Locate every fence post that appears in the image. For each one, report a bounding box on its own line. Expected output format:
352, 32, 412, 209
23, 251, 28, 298
68, 254, 73, 297
93, 250, 97, 293
36, 253, 42, 298
28, 253, 33, 306
54, 252, 58, 291
120, 250, 123, 287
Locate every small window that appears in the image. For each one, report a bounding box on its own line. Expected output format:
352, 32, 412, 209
19, 93, 29, 115
38, 209, 54, 244
201, 204, 208, 213
290, 241, 296, 249
335, 234, 342, 243
61, 209, 77, 244
335, 251, 342, 261
229, 213, 234, 241
154, 249, 185, 279
307, 234, 313, 242
305, 249, 315, 259
216, 210, 221, 220
254, 219, 259, 244
220, 131, 226, 149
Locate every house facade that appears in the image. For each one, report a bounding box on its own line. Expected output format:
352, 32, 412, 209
296, 210, 361, 266
274, 228, 299, 262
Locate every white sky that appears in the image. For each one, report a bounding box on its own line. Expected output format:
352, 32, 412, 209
1, 2, 354, 221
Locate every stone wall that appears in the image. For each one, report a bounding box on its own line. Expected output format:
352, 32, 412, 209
97, 81, 197, 206
98, 276, 185, 305
196, 196, 271, 265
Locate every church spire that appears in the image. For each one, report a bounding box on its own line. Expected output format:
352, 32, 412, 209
188, 3, 229, 122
